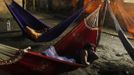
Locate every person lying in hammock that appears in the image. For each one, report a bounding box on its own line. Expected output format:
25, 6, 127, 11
25, 26, 48, 40
41, 43, 98, 65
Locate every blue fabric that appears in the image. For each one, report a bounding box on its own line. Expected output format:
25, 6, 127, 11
42, 46, 76, 63
8, 1, 49, 31
5, 1, 83, 42
42, 46, 58, 57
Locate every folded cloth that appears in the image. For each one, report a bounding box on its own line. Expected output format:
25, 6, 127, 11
42, 46, 75, 63
42, 46, 58, 57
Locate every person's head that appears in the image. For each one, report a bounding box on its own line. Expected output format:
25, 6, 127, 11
83, 43, 94, 50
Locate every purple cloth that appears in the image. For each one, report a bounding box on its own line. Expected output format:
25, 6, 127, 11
42, 46, 75, 63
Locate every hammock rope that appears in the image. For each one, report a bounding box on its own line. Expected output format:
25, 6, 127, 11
85, 5, 101, 28
96, 0, 109, 45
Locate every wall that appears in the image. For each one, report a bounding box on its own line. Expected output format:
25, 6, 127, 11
124, 3, 134, 18
25, 0, 73, 13
0, 0, 22, 32
0, 0, 22, 18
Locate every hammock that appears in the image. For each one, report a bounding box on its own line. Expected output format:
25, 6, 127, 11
0, 44, 24, 65
96, 0, 109, 45
4, 0, 84, 42
108, 4, 134, 61
110, 0, 134, 38
55, 6, 101, 63
0, 4, 102, 75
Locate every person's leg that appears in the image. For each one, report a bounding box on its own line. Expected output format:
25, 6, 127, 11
80, 50, 90, 65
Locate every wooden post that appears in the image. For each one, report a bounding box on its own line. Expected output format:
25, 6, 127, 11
33, 0, 36, 11
47, 0, 52, 11
22, 0, 26, 9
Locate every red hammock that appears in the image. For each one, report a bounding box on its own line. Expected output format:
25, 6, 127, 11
0, 2, 103, 75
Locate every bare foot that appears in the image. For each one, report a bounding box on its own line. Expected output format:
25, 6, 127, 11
25, 26, 42, 39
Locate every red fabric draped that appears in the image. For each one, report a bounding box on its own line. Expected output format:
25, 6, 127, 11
55, 20, 98, 56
